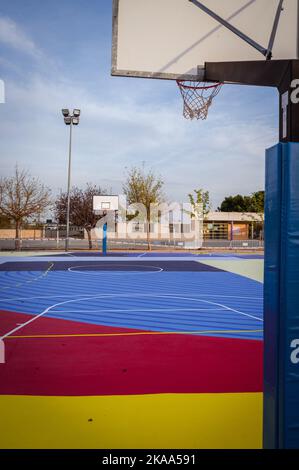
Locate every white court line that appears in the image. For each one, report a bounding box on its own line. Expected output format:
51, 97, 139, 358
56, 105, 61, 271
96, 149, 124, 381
67, 264, 163, 274
138, 252, 147, 258
0, 299, 65, 341
1, 256, 207, 263
47, 294, 263, 322
0, 293, 263, 341
52, 308, 226, 314
0, 293, 92, 303
0, 292, 263, 303
0, 263, 54, 292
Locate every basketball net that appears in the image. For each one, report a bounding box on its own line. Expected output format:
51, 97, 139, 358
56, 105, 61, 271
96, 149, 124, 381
176, 81, 222, 120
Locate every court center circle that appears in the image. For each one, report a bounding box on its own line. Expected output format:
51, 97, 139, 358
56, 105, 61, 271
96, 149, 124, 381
67, 264, 163, 274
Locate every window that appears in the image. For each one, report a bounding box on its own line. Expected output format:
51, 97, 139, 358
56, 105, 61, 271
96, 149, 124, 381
203, 222, 229, 240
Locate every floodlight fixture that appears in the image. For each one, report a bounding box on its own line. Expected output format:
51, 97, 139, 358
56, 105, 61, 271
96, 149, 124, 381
62, 109, 70, 117
73, 109, 81, 117
64, 117, 72, 125
72, 117, 80, 125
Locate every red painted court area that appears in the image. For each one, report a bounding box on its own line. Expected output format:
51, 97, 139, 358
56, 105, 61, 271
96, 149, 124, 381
0, 310, 263, 396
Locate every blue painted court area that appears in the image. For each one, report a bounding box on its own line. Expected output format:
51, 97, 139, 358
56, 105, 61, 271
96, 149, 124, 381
0, 255, 263, 340
37, 251, 264, 260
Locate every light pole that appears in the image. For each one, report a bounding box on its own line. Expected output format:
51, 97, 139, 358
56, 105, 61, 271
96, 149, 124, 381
61, 108, 81, 252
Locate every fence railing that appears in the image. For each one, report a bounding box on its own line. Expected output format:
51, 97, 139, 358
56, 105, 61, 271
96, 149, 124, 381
0, 237, 264, 251
202, 239, 264, 249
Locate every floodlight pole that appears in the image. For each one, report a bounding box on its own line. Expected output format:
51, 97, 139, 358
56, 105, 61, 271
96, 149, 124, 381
65, 121, 73, 252
61, 108, 81, 252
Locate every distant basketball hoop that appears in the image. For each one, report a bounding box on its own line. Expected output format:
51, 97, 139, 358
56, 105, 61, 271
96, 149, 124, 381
176, 81, 223, 120
93, 195, 119, 255
94, 209, 108, 217
93, 195, 119, 214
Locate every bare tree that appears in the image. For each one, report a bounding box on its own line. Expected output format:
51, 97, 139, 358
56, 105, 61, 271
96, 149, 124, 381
55, 184, 106, 249
0, 167, 51, 250
123, 166, 164, 250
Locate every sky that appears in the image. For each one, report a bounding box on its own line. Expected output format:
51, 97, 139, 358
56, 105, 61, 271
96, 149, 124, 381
0, 0, 279, 209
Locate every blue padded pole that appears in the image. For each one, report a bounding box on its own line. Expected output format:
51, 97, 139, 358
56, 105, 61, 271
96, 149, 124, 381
264, 142, 299, 448
264, 143, 282, 449
103, 222, 107, 256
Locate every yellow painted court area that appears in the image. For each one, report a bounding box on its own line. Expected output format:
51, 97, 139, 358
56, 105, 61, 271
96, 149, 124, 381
0, 392, 262, 449
199, 259, 264, 283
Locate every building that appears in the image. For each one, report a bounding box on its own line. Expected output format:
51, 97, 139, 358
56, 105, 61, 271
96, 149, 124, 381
88, 211, 264, 243
204, 212, 264, 241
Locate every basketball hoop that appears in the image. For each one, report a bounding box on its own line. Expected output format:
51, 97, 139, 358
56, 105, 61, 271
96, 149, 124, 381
176, 80, 223, 120
95, 210, 107, 217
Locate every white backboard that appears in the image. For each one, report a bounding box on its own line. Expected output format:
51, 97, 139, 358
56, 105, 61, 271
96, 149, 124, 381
93, 195, 119, 212
112, 0, 299, 81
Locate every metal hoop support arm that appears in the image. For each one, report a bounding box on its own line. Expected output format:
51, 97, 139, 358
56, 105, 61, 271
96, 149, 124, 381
188, 0, 285, 60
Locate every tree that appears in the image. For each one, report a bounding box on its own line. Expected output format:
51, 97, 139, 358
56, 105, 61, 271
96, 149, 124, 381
188, 189, 211, 219
218, 194, 248, 212
0, 214, 12, 228
247, 191, 264, 213
218, 191, 264, 213
123, 166, 164, 250
0, 167, 51, 250
55, 184, 107, 249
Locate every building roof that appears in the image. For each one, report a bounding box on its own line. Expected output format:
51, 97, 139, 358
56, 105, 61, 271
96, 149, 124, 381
206, 212, 264, 222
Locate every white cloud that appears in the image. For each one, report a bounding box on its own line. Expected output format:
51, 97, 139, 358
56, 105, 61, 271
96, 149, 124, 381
0, 16, 42, 59
0, 71, 276, 208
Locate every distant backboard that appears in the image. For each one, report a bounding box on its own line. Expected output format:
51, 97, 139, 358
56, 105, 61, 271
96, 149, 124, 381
93, 195, 119, 213
112, 0, 299, 81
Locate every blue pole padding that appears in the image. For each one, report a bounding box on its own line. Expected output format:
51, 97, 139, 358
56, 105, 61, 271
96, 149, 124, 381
264, 142, 299, 449
264, 143, 282, 449
103, 222, 107, 256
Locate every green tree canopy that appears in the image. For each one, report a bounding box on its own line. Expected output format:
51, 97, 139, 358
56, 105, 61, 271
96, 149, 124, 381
188, 189, 211, 218
247, 191, 264, 212
218, 191, 264, 213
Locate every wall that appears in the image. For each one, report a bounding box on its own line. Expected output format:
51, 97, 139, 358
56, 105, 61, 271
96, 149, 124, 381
0, 229, 43, 239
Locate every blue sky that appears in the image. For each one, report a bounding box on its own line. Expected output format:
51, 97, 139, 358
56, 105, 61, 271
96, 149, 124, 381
0, 0, 279, 208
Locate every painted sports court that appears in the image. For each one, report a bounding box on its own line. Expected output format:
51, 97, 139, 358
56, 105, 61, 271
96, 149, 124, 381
0, 251, 263, 448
